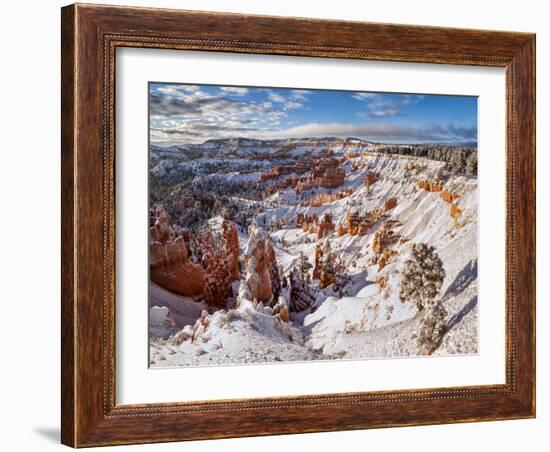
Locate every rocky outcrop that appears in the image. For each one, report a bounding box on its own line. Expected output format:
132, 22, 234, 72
221, 218, 240, 280
345, 210, 377, 236
337, 223, 347, 237
300, 188, 353, 207
317, 213, 335, 239
372, 220, 402, 254
272, 297, 290, 322
149, 204, 206, 297
297, 213, 318, 232
313, 157, 345, 189
240, 224, 281, 305
296, 213, 335, 239
441, 190, 460, 204
365, 171, 378, 188
418, 182, 462, 228
149, 205, 240, 308
450, 203, 462, 228
384, 197, 398, 211
418, 180, 443, 192
313, 240, 342, 289
371, 220, 403, 270
201, 221, 241, 308
319, 167, 345, 189
289, 268, 316, 312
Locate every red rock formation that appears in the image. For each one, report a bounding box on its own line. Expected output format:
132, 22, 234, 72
221, 218, 239, 280
377, 249, 397, 270
376, 275, 388, 291
300, 214, 319, 233
365, 171, 378, 188
313, 241, 341, 289
346, 210, 377, 236
300, 188, 353, 207
272, 298, 290, 321
441, 190, 461, 204
337, 223, 347, 237
371, 220, 402, 270
384, 197, 398, 211
372, 220, 402, 253
345, 152, 361, 159
317, 213, 335, 239
418, 180, 444, 192
417, 182, 462, 227
149, 204, 206, 297
296, 213, 335, 239
319, 167, 345, 188
312, 157, 346, 189
289, 268, 316, 312
450, 203, 462, 228
260, 161, 312, 183
149, 205, 240, 308
241, 224, 281, 305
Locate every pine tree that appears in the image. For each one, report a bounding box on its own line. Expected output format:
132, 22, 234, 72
299, 251, 313, 283
399, 243, 447, 355
465, 152, 478, 176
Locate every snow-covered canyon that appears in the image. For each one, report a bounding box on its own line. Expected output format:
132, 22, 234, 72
148, 138, 478, 367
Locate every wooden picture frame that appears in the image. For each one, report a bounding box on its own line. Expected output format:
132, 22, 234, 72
61, 3, 535, 447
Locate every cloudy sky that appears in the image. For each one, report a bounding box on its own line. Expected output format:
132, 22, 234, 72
149, 83, 477, 146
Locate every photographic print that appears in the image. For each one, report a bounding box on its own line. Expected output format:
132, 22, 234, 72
148, 83, 478, 368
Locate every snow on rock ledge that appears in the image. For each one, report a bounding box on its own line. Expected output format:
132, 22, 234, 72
150, 297, 315, 367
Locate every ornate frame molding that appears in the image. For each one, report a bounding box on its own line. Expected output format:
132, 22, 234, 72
62, 4, 535, 447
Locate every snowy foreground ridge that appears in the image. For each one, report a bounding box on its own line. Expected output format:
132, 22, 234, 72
149, 138, 478, 367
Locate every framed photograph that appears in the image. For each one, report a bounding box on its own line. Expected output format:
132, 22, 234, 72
61, 4, 536, 447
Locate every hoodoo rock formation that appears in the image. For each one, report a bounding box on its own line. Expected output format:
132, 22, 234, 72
345, 210, 378, 236
441, 190, 460, 204
149, 204, 241, 307
241, 224, 281, 305
365, 171, 378, 188
317, 213, 336, 239
301, 188, 353, 207
313, 156, 346, 189
450, 203, 462, 228
371, 220, 403, 270
149, 204, 206, 297
384, 197, 398, 211
221, 218, 240, 280
296, 212, 335, 239
201, 220, 242, 308
418, 180, 444, 192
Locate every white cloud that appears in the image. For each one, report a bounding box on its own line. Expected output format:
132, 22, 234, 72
220, 87, 249, 96
268, 91, 286, 103
352, 92, 425, 118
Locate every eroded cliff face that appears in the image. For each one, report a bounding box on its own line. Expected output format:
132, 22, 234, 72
149, 205, 240, 307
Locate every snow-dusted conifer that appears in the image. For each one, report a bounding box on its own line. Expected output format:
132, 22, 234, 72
289, 268, 316, 312
399, 243, 447, 354
298, 251, 313, 283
